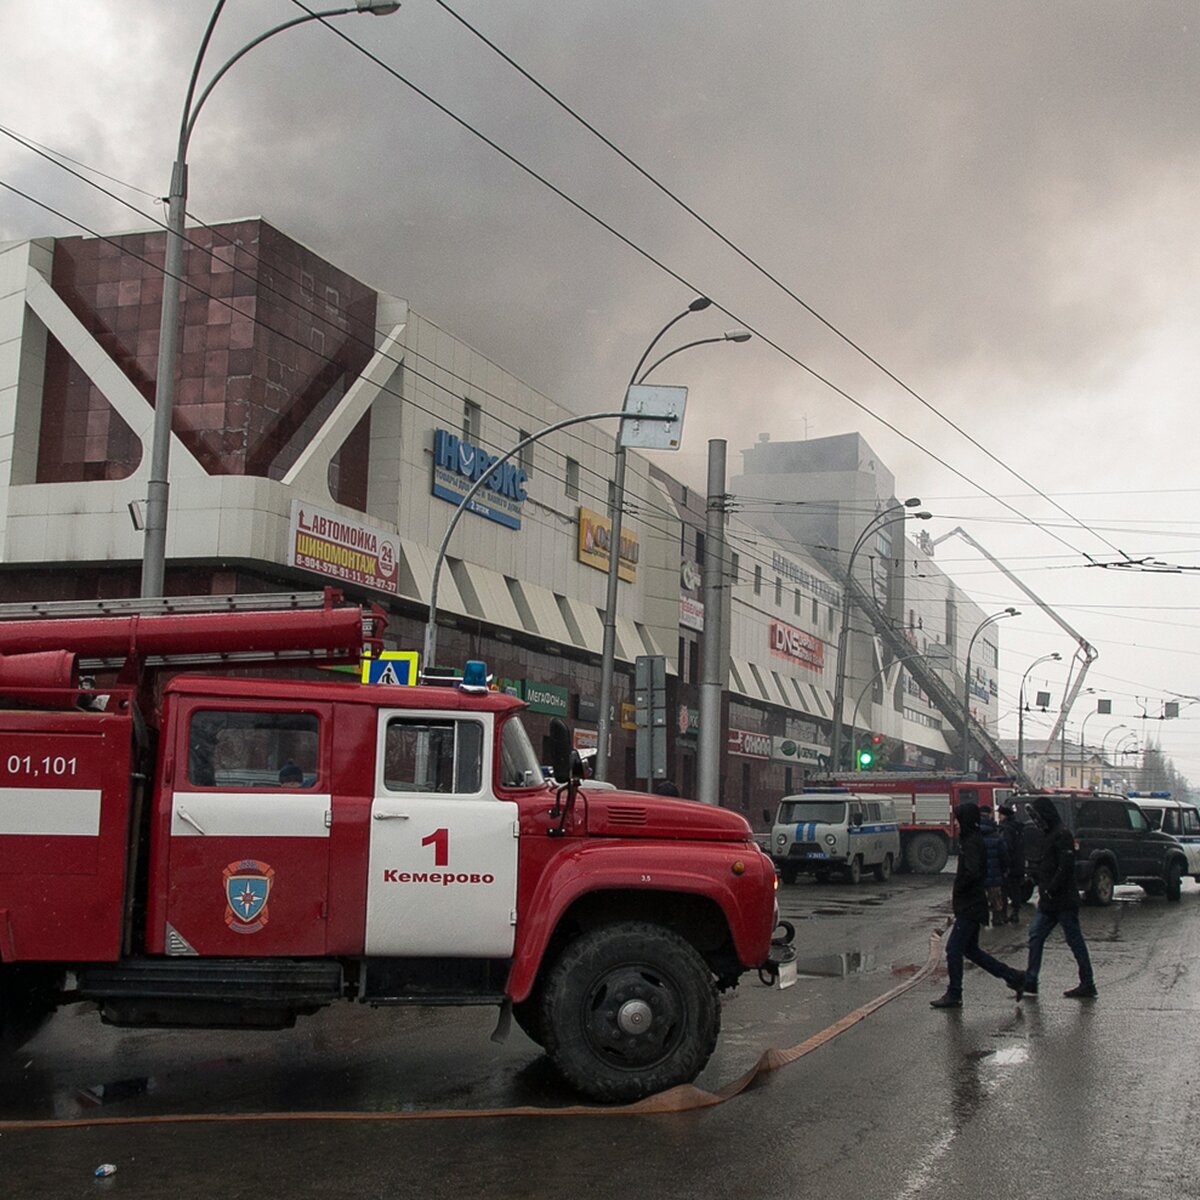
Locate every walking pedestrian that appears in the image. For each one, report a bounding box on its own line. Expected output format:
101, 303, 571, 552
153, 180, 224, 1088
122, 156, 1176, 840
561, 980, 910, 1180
1019, 796, 1097, 999
979, 804, 1008, 925
997, 804, 1026, 924
930, 801, 1026, 1009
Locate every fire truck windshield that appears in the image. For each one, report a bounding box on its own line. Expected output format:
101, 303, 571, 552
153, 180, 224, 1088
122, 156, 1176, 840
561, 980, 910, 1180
499, 713, 543, 788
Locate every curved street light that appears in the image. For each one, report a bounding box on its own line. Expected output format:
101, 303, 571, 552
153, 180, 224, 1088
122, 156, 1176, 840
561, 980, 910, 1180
1101, 723, 1132, 759
140, 0, 401, 597
828, 500, 931, 770
594, 300, 751, 781
1017, 651, 1061, 777
961, 607, 1020, 772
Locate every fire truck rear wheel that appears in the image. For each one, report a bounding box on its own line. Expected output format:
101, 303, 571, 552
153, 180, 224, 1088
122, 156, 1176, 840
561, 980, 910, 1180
906, 834, 949, 875
539, 922, 720, 1103
0, 965, 62, 1048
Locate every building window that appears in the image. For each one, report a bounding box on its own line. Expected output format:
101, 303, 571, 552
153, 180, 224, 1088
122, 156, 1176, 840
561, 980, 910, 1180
518, 429, 533, 477
565, 457, 580, 500
794, 588, 801, 616
463, 399, 481, 443
754, 565, 762, 595
812, 597, 819, 624
696, 530, 705, 562
774, 577, 782, 606
731, 552, 740, 584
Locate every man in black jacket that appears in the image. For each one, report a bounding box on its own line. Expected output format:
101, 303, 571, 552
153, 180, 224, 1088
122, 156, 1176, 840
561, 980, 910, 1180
997, 804, 1026, 924
1021, 796, 1097, 999
931, 802, 1026, 1009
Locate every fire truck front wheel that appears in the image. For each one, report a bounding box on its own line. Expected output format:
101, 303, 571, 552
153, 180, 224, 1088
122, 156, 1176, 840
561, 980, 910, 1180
539, 922, 720, 1103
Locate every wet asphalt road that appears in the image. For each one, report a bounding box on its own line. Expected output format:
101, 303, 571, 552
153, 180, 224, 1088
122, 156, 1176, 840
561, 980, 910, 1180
3, 870, 1199, 1199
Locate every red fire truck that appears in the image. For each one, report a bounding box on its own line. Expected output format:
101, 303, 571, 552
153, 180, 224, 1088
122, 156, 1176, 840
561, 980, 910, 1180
0, 590, 789, 1103
817, 773, 1018, 873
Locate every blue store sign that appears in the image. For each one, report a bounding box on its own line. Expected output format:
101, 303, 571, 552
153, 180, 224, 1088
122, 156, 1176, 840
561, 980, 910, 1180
432, 429, 528, 529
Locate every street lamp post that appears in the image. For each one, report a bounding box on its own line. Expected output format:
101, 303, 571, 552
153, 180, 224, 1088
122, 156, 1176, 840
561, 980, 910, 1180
961, 607, 1020, 772
1101, 724, 1132, 760
828, 500, 930, 771
1017, 651, 1061, 777
140, 0, 400, 598
594, 301, 751, 782
1078, 702, 1108, 788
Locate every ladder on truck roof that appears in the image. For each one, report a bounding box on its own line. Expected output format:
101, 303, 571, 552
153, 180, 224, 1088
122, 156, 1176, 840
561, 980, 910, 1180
0, 589, 383, 672
0, 590, 341, 622
821, 771, 1012, 784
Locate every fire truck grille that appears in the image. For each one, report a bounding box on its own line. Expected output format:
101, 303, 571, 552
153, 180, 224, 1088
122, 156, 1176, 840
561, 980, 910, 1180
605, 805, 648, 826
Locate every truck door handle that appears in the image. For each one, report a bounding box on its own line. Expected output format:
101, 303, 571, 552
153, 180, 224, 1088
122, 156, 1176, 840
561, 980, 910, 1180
373, 811, 410, 821
177, 807, 207, 836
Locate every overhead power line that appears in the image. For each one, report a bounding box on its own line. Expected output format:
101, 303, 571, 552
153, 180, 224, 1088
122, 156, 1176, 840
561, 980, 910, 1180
418, 0, 1130, 563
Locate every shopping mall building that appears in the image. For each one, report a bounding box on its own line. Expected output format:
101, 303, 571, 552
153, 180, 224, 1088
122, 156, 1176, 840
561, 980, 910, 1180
0, 218, 1001, 825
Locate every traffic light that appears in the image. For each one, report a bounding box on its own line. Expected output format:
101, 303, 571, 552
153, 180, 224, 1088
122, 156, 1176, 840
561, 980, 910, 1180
857, 734, 884, 771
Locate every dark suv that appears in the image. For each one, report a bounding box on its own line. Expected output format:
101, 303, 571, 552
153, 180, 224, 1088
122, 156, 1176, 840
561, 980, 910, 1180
1020, 790, 1189, 906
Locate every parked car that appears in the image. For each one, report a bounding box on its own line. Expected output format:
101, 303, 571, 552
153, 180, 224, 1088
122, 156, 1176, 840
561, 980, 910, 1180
1132, 793, 1200, 883
1020, 790, 1190, 905
771, 791, 901, 885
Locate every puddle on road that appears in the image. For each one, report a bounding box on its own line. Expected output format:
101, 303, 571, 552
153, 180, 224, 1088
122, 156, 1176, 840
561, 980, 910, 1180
76, 1077, 152, 1108
966, 1045, 1030, 1068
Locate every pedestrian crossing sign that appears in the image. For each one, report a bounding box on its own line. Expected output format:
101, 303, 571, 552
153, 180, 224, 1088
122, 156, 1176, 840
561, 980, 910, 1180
360, 650, 419, 686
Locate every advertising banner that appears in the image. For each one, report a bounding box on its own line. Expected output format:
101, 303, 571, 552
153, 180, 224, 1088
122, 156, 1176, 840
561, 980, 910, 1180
768, 620, 824, 671
578, 507, 639, 583
680, 595, 705, 632
728, 728, 772, 759
290, 501, 399, 594
524, 681, 568, 715
431, 429, 527, 529
771, 736, 829, 767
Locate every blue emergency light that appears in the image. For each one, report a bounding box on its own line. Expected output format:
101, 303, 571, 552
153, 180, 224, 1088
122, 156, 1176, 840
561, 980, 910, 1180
460, 660, 490, 694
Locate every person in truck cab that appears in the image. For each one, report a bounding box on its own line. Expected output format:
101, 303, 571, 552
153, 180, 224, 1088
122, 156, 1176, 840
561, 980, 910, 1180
930, 802, 1026, 1009
278, 760, 304, 787
1019, 797, 1097, 1000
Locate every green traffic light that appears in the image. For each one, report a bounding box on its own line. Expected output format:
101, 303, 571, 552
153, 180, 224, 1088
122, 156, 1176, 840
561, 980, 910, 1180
857, 749, 874, 769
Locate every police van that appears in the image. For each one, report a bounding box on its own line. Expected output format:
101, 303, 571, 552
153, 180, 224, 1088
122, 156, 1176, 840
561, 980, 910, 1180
1131, 792, 1200, 882
772, 789, 901, 885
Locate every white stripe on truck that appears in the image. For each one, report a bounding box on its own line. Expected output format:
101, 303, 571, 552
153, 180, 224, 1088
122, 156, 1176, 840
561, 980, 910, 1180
0, 787, 102, 836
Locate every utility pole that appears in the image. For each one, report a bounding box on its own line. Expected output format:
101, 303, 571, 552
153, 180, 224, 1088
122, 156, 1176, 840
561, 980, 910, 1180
697, 439, 727, 806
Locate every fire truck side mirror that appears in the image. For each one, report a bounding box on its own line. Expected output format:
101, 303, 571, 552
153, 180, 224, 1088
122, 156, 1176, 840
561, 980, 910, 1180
548, 717, 577, 784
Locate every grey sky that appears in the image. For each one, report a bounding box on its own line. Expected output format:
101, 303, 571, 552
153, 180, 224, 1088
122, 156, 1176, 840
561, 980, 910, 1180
2, 1, 1199, 777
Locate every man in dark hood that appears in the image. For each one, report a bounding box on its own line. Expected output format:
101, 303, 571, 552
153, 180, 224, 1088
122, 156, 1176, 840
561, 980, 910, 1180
931, 801, 1026, 1009
1021, 796, 1097, 999
997, 804, 1026, 923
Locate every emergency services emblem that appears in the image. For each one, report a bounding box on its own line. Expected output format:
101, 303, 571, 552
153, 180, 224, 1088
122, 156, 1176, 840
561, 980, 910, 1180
223, 860, 275, 934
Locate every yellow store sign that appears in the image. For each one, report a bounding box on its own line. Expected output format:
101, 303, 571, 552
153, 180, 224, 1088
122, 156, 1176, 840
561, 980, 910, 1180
578, 507, 639, 583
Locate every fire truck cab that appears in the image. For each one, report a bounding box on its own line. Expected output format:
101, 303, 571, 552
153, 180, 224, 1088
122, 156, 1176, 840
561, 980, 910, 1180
0, 591, 790, 1103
